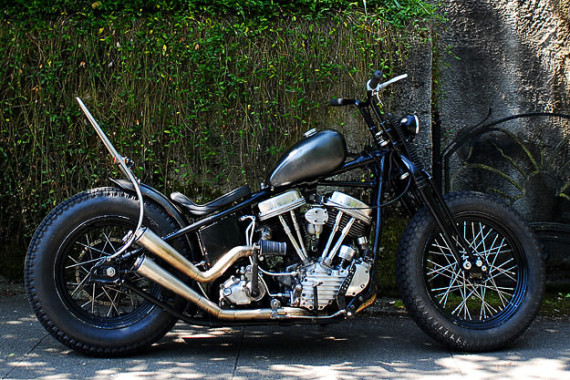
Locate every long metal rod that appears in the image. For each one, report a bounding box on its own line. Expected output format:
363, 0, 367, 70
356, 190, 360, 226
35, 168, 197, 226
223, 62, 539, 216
76, 98, 123, 166
321, 211, 343, 261
278, 215, 309, 264
325, 217, 356, 265
290, 210, 309, 261
75, 97, 144, 259
371, 155, 386, 258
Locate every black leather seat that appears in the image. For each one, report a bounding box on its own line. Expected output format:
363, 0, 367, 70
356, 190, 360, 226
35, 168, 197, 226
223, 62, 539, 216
170, 185, 251, 217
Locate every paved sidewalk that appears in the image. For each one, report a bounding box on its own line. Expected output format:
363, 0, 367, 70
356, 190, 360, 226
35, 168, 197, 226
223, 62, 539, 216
1, 291, 569, 379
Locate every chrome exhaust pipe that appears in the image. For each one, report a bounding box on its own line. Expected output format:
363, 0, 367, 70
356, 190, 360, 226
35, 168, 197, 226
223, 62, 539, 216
134, 256, 310, 320
134, 227, 254, 283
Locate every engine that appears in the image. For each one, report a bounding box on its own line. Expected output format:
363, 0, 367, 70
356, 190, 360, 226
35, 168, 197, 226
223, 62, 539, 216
218, 190, 373, 312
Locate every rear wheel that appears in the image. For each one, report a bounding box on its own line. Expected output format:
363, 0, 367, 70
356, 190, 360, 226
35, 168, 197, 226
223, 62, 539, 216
396, 192, 545, 351
25, 188, 188, 356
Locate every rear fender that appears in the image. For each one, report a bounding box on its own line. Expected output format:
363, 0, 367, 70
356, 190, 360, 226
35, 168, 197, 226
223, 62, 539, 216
109, 178, 188, 230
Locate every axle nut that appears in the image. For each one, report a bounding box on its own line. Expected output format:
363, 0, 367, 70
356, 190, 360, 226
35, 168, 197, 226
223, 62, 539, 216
106, 267, 116, 277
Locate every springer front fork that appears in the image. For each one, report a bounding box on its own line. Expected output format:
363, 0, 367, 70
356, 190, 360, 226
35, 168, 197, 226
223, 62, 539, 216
413, 176, 490, 278
359, 98, 488, 280
372, 149, 489, 280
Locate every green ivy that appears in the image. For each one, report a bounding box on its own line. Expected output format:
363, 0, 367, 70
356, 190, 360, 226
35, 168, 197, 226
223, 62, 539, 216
0, 0, 440, 279
4, 0, 439, 26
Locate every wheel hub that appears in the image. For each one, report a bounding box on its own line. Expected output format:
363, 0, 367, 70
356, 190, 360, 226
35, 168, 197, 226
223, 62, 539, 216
89, 263, 122, 284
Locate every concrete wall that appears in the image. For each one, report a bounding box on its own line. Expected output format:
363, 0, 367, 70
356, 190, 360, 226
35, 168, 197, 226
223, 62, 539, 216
437, 0, 570, 222
439, 0, 570, 124
436, 0, 570, 277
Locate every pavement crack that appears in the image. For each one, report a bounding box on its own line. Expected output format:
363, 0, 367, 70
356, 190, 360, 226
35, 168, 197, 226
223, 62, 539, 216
2, 333, 49, 379
231, 327, 245, 380
448, 350, 465, 377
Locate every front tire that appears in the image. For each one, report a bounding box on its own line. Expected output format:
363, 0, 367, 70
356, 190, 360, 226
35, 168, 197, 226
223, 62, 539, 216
25, 188, 188, 356
396, 192, 545, 351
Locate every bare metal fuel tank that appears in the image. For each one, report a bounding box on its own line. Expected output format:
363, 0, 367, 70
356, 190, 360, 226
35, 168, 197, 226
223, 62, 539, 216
268, 129, 347, 187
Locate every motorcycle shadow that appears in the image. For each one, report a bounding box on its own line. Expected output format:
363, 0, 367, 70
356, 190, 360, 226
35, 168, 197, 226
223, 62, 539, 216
152, 315, 439, 357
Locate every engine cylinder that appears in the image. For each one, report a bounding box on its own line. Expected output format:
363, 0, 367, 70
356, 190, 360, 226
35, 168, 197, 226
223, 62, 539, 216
325, 192, 372, 224
325, 209, 369, 238
258, 190, 305, 221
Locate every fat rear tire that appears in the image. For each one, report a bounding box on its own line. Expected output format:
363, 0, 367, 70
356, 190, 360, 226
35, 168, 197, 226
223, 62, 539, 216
25, 188, 187, 356
396, 192, 545, 351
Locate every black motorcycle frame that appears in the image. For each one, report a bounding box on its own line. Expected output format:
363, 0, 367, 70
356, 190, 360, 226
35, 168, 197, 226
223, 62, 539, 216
109, 74, 483, 324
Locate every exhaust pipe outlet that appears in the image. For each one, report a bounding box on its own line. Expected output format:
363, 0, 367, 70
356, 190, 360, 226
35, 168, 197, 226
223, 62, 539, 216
134, 227, 254, 283
134, 256, 309, 320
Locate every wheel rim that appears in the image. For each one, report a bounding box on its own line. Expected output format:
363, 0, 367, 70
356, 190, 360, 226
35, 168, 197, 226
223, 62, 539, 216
55, 217, 160, 329
424, 218, 527, 329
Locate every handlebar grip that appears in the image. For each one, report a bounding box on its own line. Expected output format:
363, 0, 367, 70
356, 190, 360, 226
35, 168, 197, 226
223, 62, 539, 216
330, 98, 356, 107
367, 70, 383, 91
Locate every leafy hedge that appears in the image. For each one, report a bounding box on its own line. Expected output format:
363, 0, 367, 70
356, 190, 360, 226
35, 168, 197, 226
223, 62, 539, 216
0, 0, 438, 279
6, 0, 437, 25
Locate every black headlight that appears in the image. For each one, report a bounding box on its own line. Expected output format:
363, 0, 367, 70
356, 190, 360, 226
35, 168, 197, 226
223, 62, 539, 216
399, 115, 420, 136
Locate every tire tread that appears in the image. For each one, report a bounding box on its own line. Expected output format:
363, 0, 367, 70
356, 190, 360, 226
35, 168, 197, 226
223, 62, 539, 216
396, 191, 545, 351
25, 188, 182, 356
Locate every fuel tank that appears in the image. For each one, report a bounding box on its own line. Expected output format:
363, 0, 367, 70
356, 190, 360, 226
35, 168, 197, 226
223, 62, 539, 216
268, 129, 347, 187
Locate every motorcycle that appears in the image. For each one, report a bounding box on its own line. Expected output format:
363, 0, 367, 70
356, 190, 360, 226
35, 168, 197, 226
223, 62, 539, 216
25, 71, 545, 356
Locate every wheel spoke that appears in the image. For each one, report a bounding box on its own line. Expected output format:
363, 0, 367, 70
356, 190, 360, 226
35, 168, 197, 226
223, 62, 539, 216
426, 259, 456, 279
485, 277, 512, 307
489, 258, 517, 282
74, 241, 113, 258
91, 283, 97, 315
479, 285, 487, 319
436, 271, 462, 308
483, 233, 500, 261
426, 219, 520, 324
59, 220, 154, 322
478, 223, 488, 255
101, 286, 122, 317
69, 270, 92, 297
451, 275, 470, 319
65, 255, 105, 270
65, 255, 92, 273
101, 230, 119, 255
488, 237, 507, 266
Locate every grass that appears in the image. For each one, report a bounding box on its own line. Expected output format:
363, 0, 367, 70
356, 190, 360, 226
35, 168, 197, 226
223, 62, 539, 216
380, 288, 570, 319
540, 289, 570, 318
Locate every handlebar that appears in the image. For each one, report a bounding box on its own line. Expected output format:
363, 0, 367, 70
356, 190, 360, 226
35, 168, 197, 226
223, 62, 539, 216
367, 70, 383, 91
376, 73, 408, 91
330, 71, 409, 107
329, 98, 356, 107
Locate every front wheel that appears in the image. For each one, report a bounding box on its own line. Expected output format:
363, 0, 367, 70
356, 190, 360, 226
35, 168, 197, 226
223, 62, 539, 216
396, 192, 545, 351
